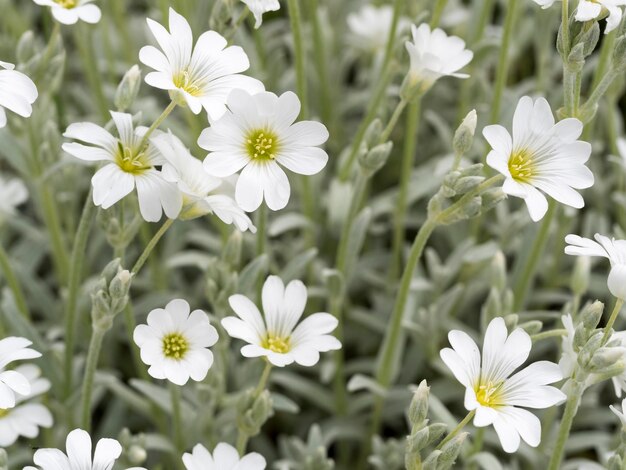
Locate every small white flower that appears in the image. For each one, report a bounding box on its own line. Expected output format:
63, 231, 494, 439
575, 0, 626, 34
133, 299, 219, 386
0, 61, 37, 128
0, 365, 52, 447
23, 428, 146, 470
0, 337, 41, 409
241, 0, 280, 29
440, 317, 566, 453
404, 23, 473, 92
484, 96, 594, 222
32, 0, 101, 25
221, 275, 341, 367
200, 90, 329, 212
565, 233, 626, 299
153, 132, 256, 232
610, 397, 626, 428
62, 111, 183, 222
347, 5, 410, 52
0, 174, 28, 216
183, 442, 266, 470
139, 8, 264, 121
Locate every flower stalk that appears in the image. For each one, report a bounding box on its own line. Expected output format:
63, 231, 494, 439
436, 410, 475, 450
131, 219, 175, 276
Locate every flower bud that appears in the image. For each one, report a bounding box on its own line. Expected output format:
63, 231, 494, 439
453, 109, 477, 157
570, 256, 590, 296
359, 142, 393, 174
223, 230, 242, 267
581, 300, 604, 331
237, 389, 274, 436
437, 432, 467, 470
407, 426, 430, 453
364, 118, 383, 148
480, 188, 507, 212
491, 251, 507, 292
128, 445, 147, 465
17, 31, 36, 64
589, 347, 626, 372
109, 269, 132, 301
408, 380, 430, 427
452, 176, 483, 195
421, 449, 441, 470
519, 320, 543, 336
115, 65, 142, 111
101, 258, 122, 285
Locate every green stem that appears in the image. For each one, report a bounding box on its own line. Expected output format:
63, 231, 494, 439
308, 0, 333, 132
74, 24, 109, 122
602, 298, 625, 343
531, 329, 567, 342
286, 0, 308, 119
547, 380, 585, 470
225, 7, 250, 42
64, 191, 96, 397
512, 201, 555, 311
237, 361, 273, 454
0, 240, 30, 319
80, 327, 106, 431
389, 98, 421, 280
429, 0, 449, 28
581, 68, 621, 122
436, 410, 475, 450
170, 383, 184, 457
379, 99, 408, 144
255, 203, 267, 257
137, 101, 177, 152
35, 22, 61, 83
561, 0, 570, 57
131, 219, 175, 276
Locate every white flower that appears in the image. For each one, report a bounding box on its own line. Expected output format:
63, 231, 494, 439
200, 90, 329, 212
0, 337, 41, 409
347, 5, 410, 52
610, 397, 626, 428
483, 96, 594, 222
62, 111, 183, 222
0, 365, 52, 447
153, 132, 256, 232
23, 428, 146, 470
133, 299, 219, 386
565, 233, 626, 299
32, 0, 101, 25
575, 0, 626, 34
241, 0, 280, 29
139, 8, 264, 121
404, 23, 473, 92
221, 275, 341, 367
530, 0, 559, 9
183, 442, 266, 470
440, 317, 566, 453
0, 61, 37, 128
0, 174, 28, 216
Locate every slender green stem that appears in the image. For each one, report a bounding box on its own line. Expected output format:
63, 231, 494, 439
64, 191, 96, 397
436, 410, 475, 450
389, 98, 421, 280
561, 0, 570, 57
225, 7, 250, 42
581, 68, 621, 122
237, 361, 273, 453
170, 383, 185, 458
0, 240, 30, 319
379, 99, 408, 144
80, 327, 106, 431
255, 203, 267, 257
38, 185, 70, 284
308, 0, 333, 132
286, 0, 308, 119
531, 329, 567, 342
590, 31, 616, 93
137, 101, 177, 152
512, 201, 556, 311
123, 303, 150, 381
74, 24, 109, 122
602, 298, 625, 343
131, 219, 175, 276
548, 380, 585, 470
35, 22, 61, 83
429, 0, 449, 28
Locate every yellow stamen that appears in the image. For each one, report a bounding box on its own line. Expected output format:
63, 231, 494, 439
508, 148, 536, 183
56, 0, 77, 8
262, 335, 291, 353
0, 409, 8, 419
245, 129, 280, 161
162, 333, 189, 360
475, 380, 504, 407
115, 141, 151, 175
173, 70, 202, 97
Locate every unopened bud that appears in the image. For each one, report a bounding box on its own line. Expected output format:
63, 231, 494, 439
519, 320, 543, 336
571, 256, 590, 295
491, 251, 507, 292
17, 31, 36, 64
359, 141, 393, 173
109, 270, 132, 301
453, 176, 483, 195
128, 445, 147, 465
581, 300, 604, 330
115, 65, 142, 112
437, 432, 467, 470
589, 347, 626, 372
453, 109, 477, 157
237, 389, 273, 436
480, 188, 507, 212
421, 449, 441, 470
408, 380, 430, 426
364, 119, 383, 148
101, 258, 122, 285
223, 230, 242, 267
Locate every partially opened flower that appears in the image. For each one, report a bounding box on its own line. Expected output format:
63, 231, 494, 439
0, 61, 37, 128
575, 0, 626, 34
440, 317, 566, 453
0, 174, 28, 216
565, 233, 626, 300
153, 132, 255, 232
62, 111, 182, 222
0, 337, 41, 409
139, 8, 264, 121
133, 299, 219, 385
347, 5, 410, 53
183, 442, 266, 470
32, 0, 101, 24
484, 96, 594, 221
241, 0, 280, 29
200, 90, 329, 212
221, 275, 341, 367
0, 364, 52, 447
404, 23, 473, 94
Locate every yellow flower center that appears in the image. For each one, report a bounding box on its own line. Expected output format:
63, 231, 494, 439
245, 129, 279, 161
0, 408, 9, 418
475, 380, 504, 407
115, 141, 151, 175
162, 333, 188, 360
508, 148, 536, 183
173, 70, 202, 97
262, 335, 291, 353
56, 0, 77, 7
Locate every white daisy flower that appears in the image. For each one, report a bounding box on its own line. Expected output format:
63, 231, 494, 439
565, 233, 626, 300
221, 275, 341, 367
200, 90, 329, 212
347, 5, 410, 53
133, 299, 219, 386
0, 61, 38, 128
0, 364, 52, 447
241, 0, 280, 29
62, 111, 183, 222
139, 8, 264, 121
610, 397, 626, 428
0, 174, 28, 216
440, 317, 566, 453
575, 0, 626, 34
152, 132, 256, 232
483, 96, 594, 222
183, 442, 266, 470
404, 23, 473, 93
32, 0, 101, 25
23, 428, 146, 470
0, 337, 41, 409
